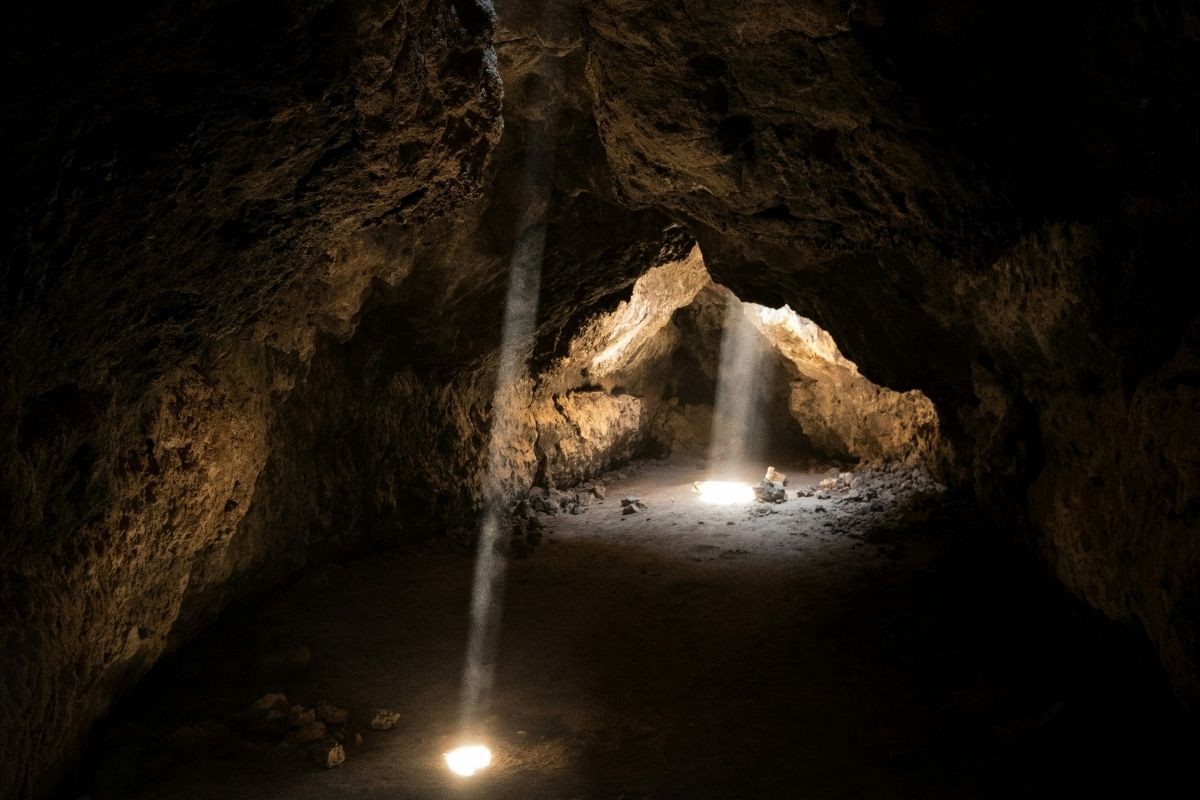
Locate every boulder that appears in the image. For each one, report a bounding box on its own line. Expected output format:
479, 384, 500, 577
369, 709, 402, 731
754, 481, 787, 503
307, 741, 346, 769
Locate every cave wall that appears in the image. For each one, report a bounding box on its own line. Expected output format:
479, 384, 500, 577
747, 301, 940, 465
0, 2, 502, 796
3, 0, 1200, 796
579, 0, 1200, 702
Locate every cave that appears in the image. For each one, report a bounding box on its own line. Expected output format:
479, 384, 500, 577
3, 1, 1200, 798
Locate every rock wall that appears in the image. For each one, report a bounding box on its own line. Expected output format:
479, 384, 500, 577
0, 3, 502, 796
3, 1, 1200, 796
580, 0, 1200, 702
748, 302, 940, 465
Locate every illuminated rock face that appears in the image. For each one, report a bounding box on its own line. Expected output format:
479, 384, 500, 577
2, 0, 1200, 797
579, 0, 1200, 707
0, 3, 504, 796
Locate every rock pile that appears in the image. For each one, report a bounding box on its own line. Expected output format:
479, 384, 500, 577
621, 496, 648, 515
754, 481, 788, 504
524, 482, 606, 516
231, 693, 359, 769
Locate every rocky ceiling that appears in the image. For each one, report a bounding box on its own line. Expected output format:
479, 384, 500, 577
2, 1, 1198, 797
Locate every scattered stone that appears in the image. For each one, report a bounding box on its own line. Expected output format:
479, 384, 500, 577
814, 505, 827, 513
764, 466, 789, 486
754, 480, 787, 503
592, 483, 607, 500
285, 721, 327, 745
315, 702, 349, 725
620, 496, 647, 514
549, 488, 575, 508
288, 705, 316, 727
249, 693, 289, 713
254, 709, 292, 737
816, 490, 831, 500
369, 709, 402, 731
796, 486, 815, 498
307, 740, 346, 769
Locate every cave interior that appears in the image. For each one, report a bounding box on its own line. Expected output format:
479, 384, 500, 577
2, 1, 1200, 799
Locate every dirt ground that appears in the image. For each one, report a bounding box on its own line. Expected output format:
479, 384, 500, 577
76, 460, 1194, 800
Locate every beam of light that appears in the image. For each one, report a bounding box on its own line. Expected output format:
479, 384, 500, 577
445, 744, 493, 777
458, 217, 547, 734
706, 294, 767, 479
695, 480, 756, 504
456, 40, 557, 760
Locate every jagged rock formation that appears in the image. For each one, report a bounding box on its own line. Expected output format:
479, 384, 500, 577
581, 0, 1200, 705
748, 301, 940, 465
2, 1, 1199, 797
0, 2, 503, 796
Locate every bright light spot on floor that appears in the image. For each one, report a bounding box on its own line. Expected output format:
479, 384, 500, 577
445, 744, 493, 777
695, 480, 755, 504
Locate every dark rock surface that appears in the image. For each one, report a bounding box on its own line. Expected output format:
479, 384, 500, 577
2, 1, 1199, 797
0, 2, 502, 797
581, 0, 1200, 705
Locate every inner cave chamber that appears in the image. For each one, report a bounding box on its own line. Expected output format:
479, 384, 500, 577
2, 1, 1200, 798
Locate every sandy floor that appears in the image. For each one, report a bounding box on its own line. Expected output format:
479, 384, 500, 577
80, 460, 1193, 800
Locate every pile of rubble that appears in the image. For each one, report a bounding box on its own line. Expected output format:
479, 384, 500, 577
755, 464, 947, 508
754, 465, 790, 503
507, 478, 612, 554
229, 693, 397, 769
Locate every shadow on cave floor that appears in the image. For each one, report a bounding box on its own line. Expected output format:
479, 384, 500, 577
75, 461, 1195, 800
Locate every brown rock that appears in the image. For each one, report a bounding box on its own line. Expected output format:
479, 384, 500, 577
315, 702, 350, 725
369, 709, 402, 731
285, 722, 327, 745
288, 706, 316, 727
307, 741, 346, 769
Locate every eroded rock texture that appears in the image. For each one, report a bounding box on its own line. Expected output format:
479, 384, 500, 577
2, 0, 1200, 797
581, 0, 1200, 702
0, 2, 501, 796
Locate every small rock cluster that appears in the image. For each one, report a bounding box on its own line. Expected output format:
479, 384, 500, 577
508, 481, 610, 554
524, 481, 607, 516
754, 480, 788, 503
621, 496, 647, 514
799, 465, 946, 507
231, 693, 371, 769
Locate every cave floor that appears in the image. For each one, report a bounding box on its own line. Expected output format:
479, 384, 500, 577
83, 460, 1191, 800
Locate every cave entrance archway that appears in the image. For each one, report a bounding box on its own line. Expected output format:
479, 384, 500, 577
529, 245, 941, 496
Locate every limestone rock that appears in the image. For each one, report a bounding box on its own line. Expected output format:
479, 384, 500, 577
369, 709, 402, 731
620, 497, 647, 515
307, 741, 346, 770
754, 481, 787, 504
